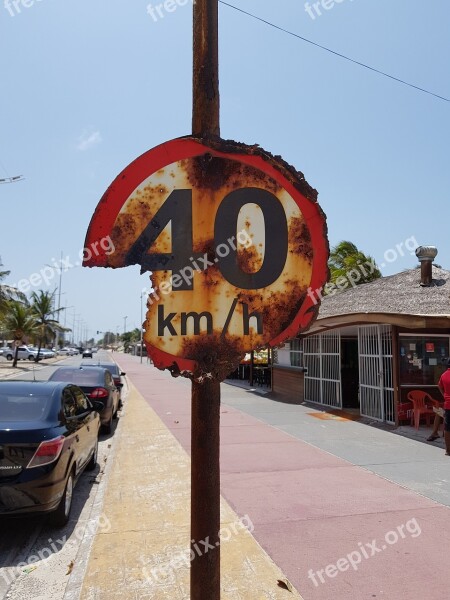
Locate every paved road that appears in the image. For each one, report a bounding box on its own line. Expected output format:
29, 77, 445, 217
0, 352, 122, 600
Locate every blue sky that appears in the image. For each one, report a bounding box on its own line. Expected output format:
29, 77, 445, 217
1, 0, 449, 340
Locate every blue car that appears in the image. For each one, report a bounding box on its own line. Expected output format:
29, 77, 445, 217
0, 381, 101, 526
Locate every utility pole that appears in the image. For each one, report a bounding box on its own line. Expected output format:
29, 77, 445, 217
71, 312, 79, 345
140, 293, 145, 364
54, 251, 63, 350
191, 2, 221, 599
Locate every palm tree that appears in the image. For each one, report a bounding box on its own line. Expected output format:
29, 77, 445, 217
30, 290, 66, 362
0, 257, 25, 315
2, 301, 38, 367
328, 241, 381, 288
0, 258, 28, 345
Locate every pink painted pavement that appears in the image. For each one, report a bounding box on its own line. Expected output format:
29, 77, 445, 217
115, 355, 449, 600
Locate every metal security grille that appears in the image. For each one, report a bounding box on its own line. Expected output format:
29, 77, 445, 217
358, 325, 394, 423
304, 331, 342, 408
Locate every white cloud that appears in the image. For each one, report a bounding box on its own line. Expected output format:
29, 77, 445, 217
77, 130, 102, 151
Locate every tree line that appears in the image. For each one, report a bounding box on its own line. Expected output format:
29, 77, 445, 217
0, 257, 67, 367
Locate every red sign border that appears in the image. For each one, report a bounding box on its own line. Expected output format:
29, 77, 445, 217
84, 136, 328, 375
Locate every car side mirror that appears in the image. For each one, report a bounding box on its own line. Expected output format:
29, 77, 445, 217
120, 372, 126, 376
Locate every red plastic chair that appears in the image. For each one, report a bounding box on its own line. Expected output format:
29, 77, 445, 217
406, 390, 440, 430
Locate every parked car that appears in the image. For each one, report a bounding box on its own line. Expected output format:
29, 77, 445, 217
81, 362, 126, 406
0, 346, 12, 356
0, 380, 101, 526
28, 347, 55, 360
48, 367, 119, 433
82, 349, 93, 358
3, 345, 40, 362
57, 347, 76, 356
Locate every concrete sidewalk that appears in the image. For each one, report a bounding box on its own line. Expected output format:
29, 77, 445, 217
69, 355, 450, 599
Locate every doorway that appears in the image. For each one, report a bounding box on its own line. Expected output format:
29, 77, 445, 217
341, 338, 359, 409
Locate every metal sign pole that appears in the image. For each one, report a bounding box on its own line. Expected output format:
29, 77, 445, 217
193, 0, 220, 138
191, 1, 221, 599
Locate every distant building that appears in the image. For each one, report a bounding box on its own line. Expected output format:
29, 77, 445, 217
129, 342, 147, 357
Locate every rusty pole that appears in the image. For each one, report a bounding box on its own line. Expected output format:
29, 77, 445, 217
191, 1, 221, 599
193, 0, 220, 138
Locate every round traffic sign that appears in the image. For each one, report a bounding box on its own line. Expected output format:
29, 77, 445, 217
84, 136, 328, 380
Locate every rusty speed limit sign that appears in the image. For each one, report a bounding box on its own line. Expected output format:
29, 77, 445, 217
84, 137, 328, 379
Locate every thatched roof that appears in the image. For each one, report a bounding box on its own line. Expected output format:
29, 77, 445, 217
307, 266, 450, 332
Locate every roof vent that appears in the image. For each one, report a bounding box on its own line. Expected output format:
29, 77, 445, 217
415, 246, 438, 287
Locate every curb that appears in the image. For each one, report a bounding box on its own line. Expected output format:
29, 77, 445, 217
62, 380, 128, 600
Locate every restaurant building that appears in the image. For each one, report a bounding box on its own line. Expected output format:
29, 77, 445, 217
272, 246, 450, 425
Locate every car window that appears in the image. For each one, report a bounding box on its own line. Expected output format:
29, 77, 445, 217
105, 371, 113, 387
0, 392, 50, 421
50, 369, 102, 386
100, 364, 118, 375
62, 388, 77, 418
71, 387, 89, 414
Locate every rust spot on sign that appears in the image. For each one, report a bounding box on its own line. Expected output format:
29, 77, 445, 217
181, 334, 243, 380
289, 216, 313, 262
185, 155, 282, 195
237, 242, 262, 274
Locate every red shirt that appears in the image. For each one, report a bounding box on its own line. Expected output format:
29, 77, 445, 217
439, 369, 450, 410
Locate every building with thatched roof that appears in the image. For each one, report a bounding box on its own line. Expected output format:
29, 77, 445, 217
272, 247, 450, 425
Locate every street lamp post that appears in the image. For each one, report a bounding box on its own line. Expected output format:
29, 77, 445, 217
71, 312, 79, 345
50, 252, 64, 350
63, 306, 74, 328
60, 305, 73, 347
140, 293, 145, 363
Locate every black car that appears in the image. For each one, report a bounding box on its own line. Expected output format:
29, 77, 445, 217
48, 367, 120, 433
81, 362, 126, 406
0, 381, 100, 526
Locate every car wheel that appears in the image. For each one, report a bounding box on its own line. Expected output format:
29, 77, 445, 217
113, 401, 119, 419
103, 414, 113, 434
6, 354, 12, 361
51, 471, 74, 527
28, 355, 35, 361
86, 439, 98, 471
